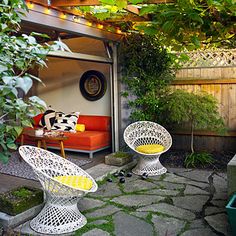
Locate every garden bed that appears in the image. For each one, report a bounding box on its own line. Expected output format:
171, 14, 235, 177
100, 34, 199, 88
161, 149, 234, 171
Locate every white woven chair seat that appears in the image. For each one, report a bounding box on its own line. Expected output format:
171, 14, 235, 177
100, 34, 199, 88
19, 145, 97, 235
124, 121, 172, 176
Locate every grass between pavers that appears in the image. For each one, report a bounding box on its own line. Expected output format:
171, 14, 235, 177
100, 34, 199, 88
75, 215, 115, 236
80, 171, 197, 235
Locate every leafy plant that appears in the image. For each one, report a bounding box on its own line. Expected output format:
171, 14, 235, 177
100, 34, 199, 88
120, 33, 175, 122
0, 0, 69, 163
161, 89, 226, 167
78, 0, 236, 50
184, 152, 214, 168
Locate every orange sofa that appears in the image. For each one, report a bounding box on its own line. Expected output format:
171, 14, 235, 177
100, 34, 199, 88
22, 114, 111, 158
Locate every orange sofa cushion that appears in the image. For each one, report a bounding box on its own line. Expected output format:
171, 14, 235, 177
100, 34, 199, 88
78, 115, 110, 131
21, 115, 111, 152
46, 131, 110, 151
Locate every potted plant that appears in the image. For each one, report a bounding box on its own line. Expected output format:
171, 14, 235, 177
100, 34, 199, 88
0, 186, 44, 216
105, 151, 133, 166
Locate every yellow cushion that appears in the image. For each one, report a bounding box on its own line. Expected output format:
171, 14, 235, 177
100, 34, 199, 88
136, 144, 165, 154
53, 175, 93, 190
76, 124, 85, 132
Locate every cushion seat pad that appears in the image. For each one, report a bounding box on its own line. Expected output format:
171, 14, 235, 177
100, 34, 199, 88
42, 131, 110, 151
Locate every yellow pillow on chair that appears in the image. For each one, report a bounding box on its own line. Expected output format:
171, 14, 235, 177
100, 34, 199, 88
135, 144, 165, 154
53, 175, 93, 190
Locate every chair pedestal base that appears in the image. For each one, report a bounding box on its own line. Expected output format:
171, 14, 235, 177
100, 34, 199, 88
30, 196, 86, 235
132, 155, 167, 176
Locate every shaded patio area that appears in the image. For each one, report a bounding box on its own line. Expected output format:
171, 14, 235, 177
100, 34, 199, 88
14, 166, 230, 236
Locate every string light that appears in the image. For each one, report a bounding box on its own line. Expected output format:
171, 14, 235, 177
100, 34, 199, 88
45, 7, 51, 14
60, 12, 67, 19
73, 16, 80, 23
116, 29, 122, 34
97, 24, 104, 29
26, 2, 34, 9
29, 3, 123, 34
86, 21, 92, 27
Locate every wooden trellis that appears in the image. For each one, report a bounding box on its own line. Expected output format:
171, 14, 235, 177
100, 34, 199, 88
178, 49, 236, 69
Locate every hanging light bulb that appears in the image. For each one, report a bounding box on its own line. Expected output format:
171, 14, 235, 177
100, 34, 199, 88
86, 21, 92, 27
97, 24, 104, 29
73, 16, 80, 23
45, 7, 51, 14
60, 13, 67, 19
116, 28, 122, 34
27, 1, 34, 9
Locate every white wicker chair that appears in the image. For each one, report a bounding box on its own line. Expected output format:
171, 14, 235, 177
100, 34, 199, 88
19, 145, 98, 235
124, 121, 172, 176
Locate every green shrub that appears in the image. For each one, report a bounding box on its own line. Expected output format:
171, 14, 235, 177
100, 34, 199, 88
185, 152, 214, 168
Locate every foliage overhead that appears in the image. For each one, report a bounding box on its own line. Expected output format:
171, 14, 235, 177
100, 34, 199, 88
0, 0, 68, 163
79, 0, 236, 50
120, 33, 175, 121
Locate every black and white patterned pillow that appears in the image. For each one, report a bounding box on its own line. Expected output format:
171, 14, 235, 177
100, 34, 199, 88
39, 109, 56, 130
51, 112, 80, 132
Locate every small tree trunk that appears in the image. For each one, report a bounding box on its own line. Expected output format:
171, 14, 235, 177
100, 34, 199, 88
190, 122, 194, 154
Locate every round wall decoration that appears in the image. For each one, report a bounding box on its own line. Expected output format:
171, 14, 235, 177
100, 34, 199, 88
79, 70, 107, 101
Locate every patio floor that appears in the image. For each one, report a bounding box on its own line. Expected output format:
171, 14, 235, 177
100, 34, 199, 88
1, 154, 231, 236
76, 168, 231, 236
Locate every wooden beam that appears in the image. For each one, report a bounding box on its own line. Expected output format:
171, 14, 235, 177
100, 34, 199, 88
50, 0, 173, 7
48, 50, 112, 63
21, 4, 121, 42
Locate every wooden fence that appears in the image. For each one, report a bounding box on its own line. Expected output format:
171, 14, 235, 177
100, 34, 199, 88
171, 66, 236, 152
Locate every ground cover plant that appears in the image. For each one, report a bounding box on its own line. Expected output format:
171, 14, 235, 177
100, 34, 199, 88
0, 0, 69, 163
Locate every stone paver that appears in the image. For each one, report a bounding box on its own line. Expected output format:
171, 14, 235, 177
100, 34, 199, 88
184, 185, 209, 195
78, 198, 106, 212
89, 183, 122, 197
173, 195, 209, 212
151, 215, 186, 236
213, 174, 228, 193
137, 203, 196, 220
130, 211, 149, 219
82, 228, 110, 236
111, 194, 164, 207
181, 228, 218, 236
164, 173, 209, 189
205, 206, 226, 215
123, 179, 158, 192
85, 205, 120, 218
204, 213, 230, 235
88, 220, 109, 225
113, 211, 154, 236
159, 181, 185, 190
210, 199, 227, 207
175, 169, 212, 183
145, 189, 179, 196
189, 219, 206, 229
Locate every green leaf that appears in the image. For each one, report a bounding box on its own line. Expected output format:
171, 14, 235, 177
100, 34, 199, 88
140, 5, 156, 15
189, 13, 204, 24
29, 96, 47, 108
162, 21, 173, 32
15, 76, 33, 94
7, 142, 17, 150
0, 152, 9, 164
14, 126, 23, 136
